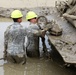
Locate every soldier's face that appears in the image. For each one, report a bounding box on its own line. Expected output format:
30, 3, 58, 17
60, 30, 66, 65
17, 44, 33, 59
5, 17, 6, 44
30, 17, 37, 24
18, 18, 22, 23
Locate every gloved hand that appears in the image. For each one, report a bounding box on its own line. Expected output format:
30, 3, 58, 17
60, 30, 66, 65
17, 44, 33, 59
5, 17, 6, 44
40, 30, 46, 37
33, 30, 46, 37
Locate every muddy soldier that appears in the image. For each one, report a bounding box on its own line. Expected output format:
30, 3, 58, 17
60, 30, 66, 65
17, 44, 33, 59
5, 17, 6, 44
4, 10, 27, 64
25, 11, 51, 57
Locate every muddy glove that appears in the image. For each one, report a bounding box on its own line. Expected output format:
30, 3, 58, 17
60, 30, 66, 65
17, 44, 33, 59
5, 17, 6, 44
40, 30, 46, 37
33, 30, 46, 37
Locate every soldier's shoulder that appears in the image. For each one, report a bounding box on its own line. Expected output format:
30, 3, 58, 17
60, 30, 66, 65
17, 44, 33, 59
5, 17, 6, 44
7, 25, 12, 29
4, 25, 12, 33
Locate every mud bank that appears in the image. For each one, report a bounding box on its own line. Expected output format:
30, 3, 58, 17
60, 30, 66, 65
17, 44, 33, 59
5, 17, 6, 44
0, 7, 56, 18
48, 12, 76, 67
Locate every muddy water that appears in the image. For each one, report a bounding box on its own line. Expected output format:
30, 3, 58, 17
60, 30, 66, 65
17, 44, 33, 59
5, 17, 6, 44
0, 22, 76, 75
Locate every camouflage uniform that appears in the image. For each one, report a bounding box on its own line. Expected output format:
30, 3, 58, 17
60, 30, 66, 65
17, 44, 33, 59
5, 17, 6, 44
38, 25, 52, 57
26, 23, 52, 57
4, 22, 27, 64
26, 23, 46, 57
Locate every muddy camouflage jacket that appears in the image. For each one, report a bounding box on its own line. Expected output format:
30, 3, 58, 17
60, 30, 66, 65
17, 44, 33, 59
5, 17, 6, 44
26, 23, 52, 54
4, 22, 27, 56
26, 23, 40, 52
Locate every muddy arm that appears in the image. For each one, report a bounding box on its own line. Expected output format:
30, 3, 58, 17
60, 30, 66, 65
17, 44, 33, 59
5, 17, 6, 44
3, 26, 10, 59
33, 30, 46, 37
4, 43, 7, 56
4, 31, 8, 59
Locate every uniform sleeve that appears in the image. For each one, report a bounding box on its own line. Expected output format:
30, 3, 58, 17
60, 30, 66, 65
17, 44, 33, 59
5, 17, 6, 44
26, 25, 46, 37
4, 26, 10, 46
31, 29, 46, 37
4, 26, 10, 55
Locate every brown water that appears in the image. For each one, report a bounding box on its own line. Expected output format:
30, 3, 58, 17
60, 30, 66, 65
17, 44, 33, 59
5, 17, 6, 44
0, 22, 76, 75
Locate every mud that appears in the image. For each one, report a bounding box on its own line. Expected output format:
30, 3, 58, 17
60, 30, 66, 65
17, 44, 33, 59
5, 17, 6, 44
0, 7, 56, 18
48, 12, 76, 66
2, 58, 76, 75
55, 0, 76, 27
50, 0, 76, 67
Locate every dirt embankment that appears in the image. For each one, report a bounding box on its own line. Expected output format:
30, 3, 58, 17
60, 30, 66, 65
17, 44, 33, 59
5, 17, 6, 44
0, 0, 66, 21
0, 7, 57, 22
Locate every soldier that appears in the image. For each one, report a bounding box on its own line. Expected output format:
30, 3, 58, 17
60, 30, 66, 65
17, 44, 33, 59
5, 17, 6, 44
25, 11, 51, 57
4, 10, 27, 64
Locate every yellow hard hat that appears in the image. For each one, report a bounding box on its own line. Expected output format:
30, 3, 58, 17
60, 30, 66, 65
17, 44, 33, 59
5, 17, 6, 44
26, 11, 37, 20
11, 10, 23, 18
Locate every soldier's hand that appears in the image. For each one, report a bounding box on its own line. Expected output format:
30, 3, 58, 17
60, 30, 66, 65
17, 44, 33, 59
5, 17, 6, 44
41, 30, 46, 37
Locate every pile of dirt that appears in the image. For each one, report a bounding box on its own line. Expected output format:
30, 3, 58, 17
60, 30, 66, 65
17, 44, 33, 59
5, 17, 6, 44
0, 7, 56, 18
